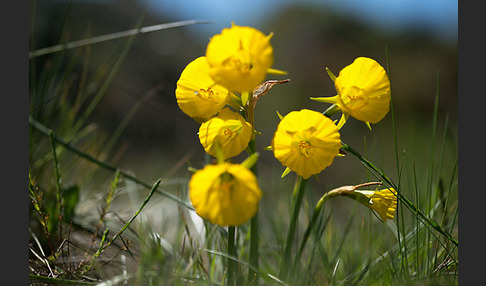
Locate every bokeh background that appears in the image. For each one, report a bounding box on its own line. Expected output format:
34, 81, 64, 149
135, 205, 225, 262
30, 0, 458, 233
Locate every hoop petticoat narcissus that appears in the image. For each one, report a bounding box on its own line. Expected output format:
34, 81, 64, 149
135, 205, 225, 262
271, 109, 341, 179
189, 162, 262, 227
312, 57, 391, 129
345, 188, 397, 222
175, 56, 231, 122
199, 107, 253, 159
205, 24, 285, 93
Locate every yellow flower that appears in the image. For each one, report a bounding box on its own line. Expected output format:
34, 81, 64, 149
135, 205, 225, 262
189, 162, 262, 226
345, 188, 397, 222
272, 109, 341, 179
205, 24, 278, 92
312, 57, 391, 129
199, 107, 253, 159
175, 56, 231, 122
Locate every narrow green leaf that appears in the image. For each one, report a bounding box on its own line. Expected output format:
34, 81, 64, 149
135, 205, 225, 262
241, 152, 259, 170
105, 178, 161, 248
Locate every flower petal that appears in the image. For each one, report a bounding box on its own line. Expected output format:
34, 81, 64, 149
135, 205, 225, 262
350, 188, 398, 222
206, 25, 274, 92
272, 109, 341, 179
176, 57, 230, 122
189, 163, 262, 226
199, 107, 253, 159
334, 57, 391, 124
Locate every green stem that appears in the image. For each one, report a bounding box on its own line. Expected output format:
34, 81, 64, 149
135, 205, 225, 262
247, 139, 259, 283
248, 217, 259, 283
279, 175, 307, 280
228, 226, 237, 286
244, 88, 260, 283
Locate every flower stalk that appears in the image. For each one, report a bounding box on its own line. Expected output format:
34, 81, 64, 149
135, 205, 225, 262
227, 226, 237, 286
247, 138, 260, 282
279, 175, 308, 280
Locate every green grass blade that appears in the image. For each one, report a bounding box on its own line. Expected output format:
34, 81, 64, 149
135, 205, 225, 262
104, 178, 161, 249
201, 249, 288, 285
426, 71, 441, 212
329, 205, 356, 269
341, 143, 458, 247
385, 46, 400, 185
81, 228, 110, 275
54, 0, 74, 45
385, 46, 409, 278
48, 130, 64, 244
97, 170, 121, 229
412, 161, 421, 277
70, 13, 144, 135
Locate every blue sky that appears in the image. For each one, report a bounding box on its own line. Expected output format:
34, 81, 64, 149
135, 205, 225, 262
145, 0, 457, 43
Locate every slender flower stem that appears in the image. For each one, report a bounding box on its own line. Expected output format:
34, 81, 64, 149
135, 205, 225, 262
227, 226, 237, 286
279, 175, 307, 280
247, 139, 259, 283
244, 92, 260, 283
248, 216, 259, 281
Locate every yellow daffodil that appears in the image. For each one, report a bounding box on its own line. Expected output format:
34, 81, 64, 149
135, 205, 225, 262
312, 57, 391, 129
199, 107, 252, 159
205, 24, 283, 93
344, 188, 397, 222
189, 162, 262, 226
272, 109, 341, 179
175, 56, 231, 122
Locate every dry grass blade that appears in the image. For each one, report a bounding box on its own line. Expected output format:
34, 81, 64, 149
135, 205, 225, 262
29, 19, 213, 58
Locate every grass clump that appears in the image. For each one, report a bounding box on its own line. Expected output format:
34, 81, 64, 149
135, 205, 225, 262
29, 3, 457, 285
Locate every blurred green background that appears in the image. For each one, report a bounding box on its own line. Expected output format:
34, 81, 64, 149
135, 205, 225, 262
30, 0, 457, 219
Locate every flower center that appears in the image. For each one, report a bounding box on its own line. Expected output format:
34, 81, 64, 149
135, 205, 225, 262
222, 45, 253, 75
196, 87, 219, 102
223, 56, 252, 74
340, 85, 366, 109
298, 140, 313, 157
220, 120, 243, 141
223, 127, 237, 139
218, 171, 236, 192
